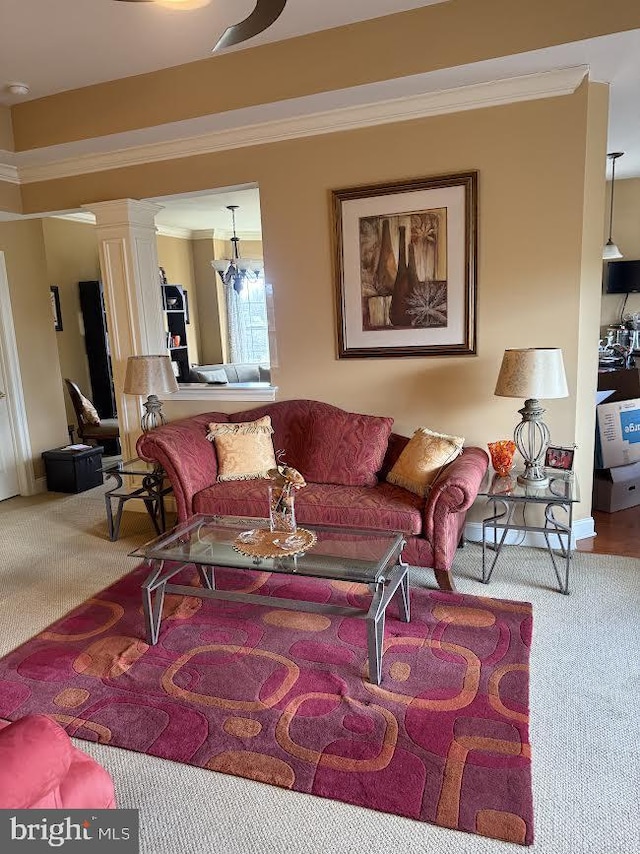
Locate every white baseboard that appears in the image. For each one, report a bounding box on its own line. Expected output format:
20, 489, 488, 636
464, 516, 595, 550
32, 476, 48, 495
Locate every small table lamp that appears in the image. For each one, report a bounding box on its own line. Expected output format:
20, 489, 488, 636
494, 348, 569, 488
123, 355, 179, 432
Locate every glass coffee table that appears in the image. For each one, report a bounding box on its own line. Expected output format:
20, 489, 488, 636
130, 514, 409, 685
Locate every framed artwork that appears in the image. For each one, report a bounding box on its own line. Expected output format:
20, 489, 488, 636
545, 445, 575, 471
50, 285, 63, 332
332, 172, 477, 358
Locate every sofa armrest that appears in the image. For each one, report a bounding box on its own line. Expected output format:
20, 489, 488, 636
137, 413, 225, 520
0, 715, 72, 809
423, 446, 489, 571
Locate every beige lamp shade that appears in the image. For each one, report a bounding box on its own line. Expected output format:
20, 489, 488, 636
494, 348, 568, 400
123, 355, 179, 397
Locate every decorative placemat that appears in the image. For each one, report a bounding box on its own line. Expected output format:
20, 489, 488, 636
232, 528, 317, 559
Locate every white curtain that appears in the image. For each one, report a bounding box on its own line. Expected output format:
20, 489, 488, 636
224, 282, 252, 364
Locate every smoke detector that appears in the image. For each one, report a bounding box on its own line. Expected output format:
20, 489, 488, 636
5, 82, 30, 97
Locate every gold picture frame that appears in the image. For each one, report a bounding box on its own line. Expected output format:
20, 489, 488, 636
332, 172, 477, 358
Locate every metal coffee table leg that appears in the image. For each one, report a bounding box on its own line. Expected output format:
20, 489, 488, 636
366, 562, 410, 685
142, 560, 166, 645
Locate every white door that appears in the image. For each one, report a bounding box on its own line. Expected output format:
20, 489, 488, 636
0, 353, 19, 500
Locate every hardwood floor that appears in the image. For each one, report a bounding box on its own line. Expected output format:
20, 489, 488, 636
576, 506, 640, 557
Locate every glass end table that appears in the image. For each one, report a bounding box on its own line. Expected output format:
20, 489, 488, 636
101, 458, 173, 541
479, 468, 580, 594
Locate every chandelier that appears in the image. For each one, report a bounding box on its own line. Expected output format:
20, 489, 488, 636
212, 205, 264, 293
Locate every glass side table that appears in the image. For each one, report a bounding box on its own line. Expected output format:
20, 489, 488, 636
479, 468, 580, 595
101, 458, 173, 541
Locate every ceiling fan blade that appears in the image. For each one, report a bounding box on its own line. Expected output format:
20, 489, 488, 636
213, 0, 287, 52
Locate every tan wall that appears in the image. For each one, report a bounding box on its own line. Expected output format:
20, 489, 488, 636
0, 220, 69, 478
41, 218, 101, 424
601, 177, 640, 328
10, 0, 640, 150
148, 82, 602, 524
4, 84, 609, 521
192, 237, 223, 365
0, 181, 21, 214
157, 234, 200, 365
0, 106, 13, 150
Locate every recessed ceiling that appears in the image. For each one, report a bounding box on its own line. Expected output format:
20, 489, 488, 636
153, 187, 262, 235
0, 0, 446, 101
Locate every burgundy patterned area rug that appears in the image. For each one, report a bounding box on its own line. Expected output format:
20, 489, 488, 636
0, 564, 534, 844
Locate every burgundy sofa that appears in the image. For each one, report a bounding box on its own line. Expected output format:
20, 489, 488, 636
137, 399, 488, 591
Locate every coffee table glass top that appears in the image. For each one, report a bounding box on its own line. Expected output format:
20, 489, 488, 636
130, 514, 405, 584
478, 469, 580, 503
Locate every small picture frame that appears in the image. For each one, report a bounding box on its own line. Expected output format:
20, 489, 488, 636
545, 445, 575, 471
50, 285, 63, 332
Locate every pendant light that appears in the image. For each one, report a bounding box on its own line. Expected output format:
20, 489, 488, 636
603, 151, 624, 261
211, 205, 263, 294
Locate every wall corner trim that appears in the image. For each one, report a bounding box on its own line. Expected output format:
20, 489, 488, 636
14, 66, 588, 186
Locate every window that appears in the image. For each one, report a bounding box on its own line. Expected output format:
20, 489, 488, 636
227, 275, 270, 365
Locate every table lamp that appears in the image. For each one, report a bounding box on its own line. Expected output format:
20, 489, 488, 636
494, 348, 568, 488
123, 355, 179, 432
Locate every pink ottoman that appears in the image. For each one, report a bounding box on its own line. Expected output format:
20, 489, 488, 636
0, 715, 116, 809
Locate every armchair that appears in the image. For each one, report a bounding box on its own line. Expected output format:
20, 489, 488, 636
0, 715, 116, 809
64, 379, 120, 452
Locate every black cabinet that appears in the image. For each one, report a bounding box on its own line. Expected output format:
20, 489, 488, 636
78, 280, 116, 418
162, 284, 190, 382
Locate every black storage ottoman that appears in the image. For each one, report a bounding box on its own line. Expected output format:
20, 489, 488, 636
42, 445, 105, 493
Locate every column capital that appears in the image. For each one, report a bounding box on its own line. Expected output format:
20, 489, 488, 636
82, 199, 163, 230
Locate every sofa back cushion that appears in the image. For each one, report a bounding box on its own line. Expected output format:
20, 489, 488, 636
229, 400, 393, 487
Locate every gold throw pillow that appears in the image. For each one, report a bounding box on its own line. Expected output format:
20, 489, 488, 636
79, 394, 101, 426
386, 426, 464, 497
206, 415, 277, 482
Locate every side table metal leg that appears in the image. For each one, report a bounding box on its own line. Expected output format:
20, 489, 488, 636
544, 502, 573, 595
105, 493, 115, 541
112, 497, 126, 542
104, 471, 123, 541
142, 498, 161, 535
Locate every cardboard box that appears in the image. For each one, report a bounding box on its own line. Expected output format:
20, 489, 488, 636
595, 397, 640, 469
592, 462, 640, 513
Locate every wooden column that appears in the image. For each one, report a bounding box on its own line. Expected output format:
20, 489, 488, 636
82, 199, 164, 460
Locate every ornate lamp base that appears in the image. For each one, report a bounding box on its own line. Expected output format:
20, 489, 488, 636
140, 394, 167, 433
514, 398, 550, 488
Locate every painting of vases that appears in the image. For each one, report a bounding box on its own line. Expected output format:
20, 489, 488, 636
359, 209, 447, 331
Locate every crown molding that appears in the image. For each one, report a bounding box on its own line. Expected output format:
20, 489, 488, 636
215, 229, 263, 241
0, 152, 19, 184
52, 211, 96, 225
191, 229, 215, 240
13, 67, 587, 186
156, 224, 193, 239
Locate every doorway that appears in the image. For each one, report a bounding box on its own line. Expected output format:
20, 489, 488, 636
0, 251, 34, 499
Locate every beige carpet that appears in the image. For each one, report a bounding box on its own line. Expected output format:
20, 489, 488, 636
0, 486, 638, 854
